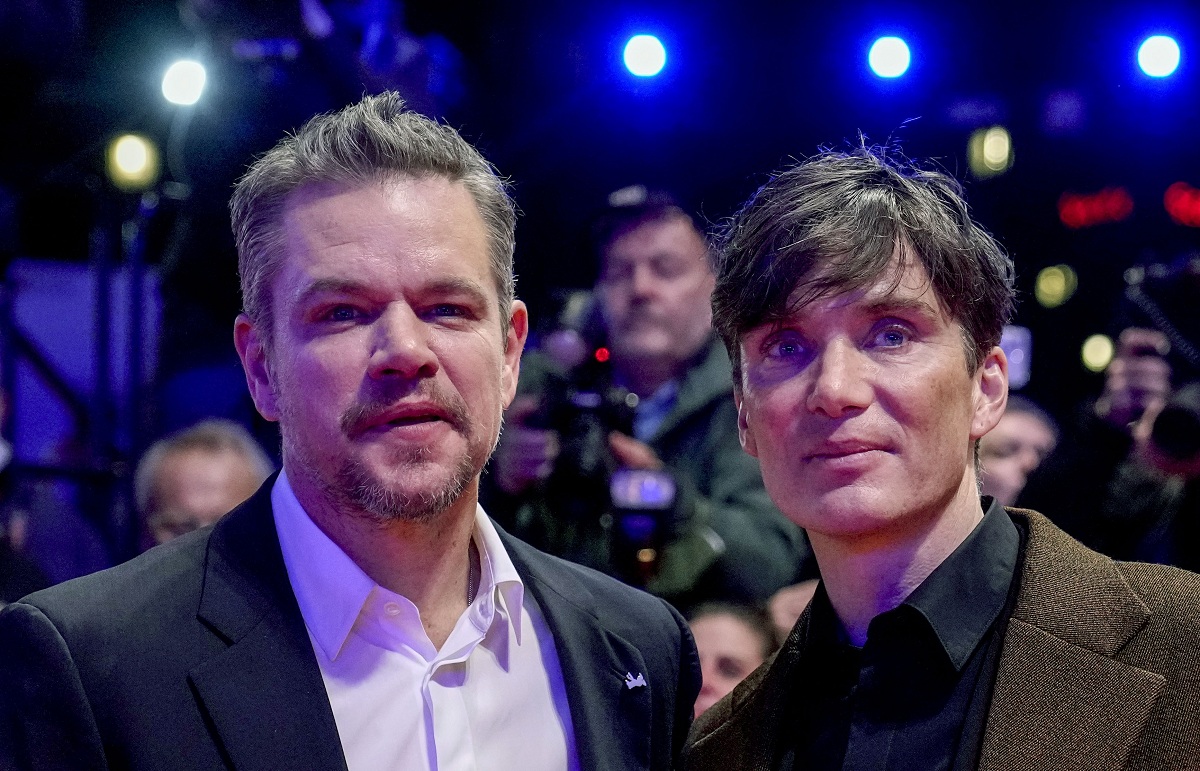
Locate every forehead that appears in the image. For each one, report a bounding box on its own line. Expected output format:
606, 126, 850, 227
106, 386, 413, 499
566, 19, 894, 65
274, 177, 492, 295
783, 250, 945, 320
603, 215, 707, 263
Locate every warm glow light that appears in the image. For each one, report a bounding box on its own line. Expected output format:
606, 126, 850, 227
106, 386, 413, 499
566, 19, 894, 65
106, 134, 160, 191
1082, 334, 1115, 372
1035, 265, 1078, 308
1057, 187, 1134, 228
162, 59, 207, 105
968, 126, 1014, 178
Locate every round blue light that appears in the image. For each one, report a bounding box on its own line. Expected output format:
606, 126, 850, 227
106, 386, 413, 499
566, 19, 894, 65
868, 36, 911, 78
624, 34, 667, 77
1138, 35, 1181, 77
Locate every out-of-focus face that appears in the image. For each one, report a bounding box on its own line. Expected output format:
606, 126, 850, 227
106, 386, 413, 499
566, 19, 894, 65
234, 177, 526, 524
691, 612, 769, 718
979, 410, 1056, 507
596, 215, 716, 373
147, 448, 263, 544
734, 254, 1007, 543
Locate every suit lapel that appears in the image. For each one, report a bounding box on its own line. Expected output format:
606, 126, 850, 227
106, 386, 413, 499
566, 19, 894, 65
189, 482, 348, 771
501, 532, 653, 771
980, 510, 1166, 771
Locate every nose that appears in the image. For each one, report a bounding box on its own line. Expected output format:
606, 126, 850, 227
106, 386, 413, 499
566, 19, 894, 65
630, 262, 657, 299
368, 304, 439, 380
805, 338, 872, 417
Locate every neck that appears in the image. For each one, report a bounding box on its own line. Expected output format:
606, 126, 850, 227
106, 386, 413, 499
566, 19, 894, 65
810, 476, 984, 646
289, 469, 479, 649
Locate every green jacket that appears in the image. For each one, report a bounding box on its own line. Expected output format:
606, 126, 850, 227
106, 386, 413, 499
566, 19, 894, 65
483, 336, 810, 612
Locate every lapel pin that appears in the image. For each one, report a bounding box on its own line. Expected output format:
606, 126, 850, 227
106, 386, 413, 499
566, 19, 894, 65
624, 672, 647, 689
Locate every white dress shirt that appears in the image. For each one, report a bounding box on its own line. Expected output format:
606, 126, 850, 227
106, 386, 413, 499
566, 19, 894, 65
272, 471, 579, 771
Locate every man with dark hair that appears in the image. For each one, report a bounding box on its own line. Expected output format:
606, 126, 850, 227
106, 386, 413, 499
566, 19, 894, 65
487, 185, 809, 611
0, 93, 699, 771
683, 146, 1200, 770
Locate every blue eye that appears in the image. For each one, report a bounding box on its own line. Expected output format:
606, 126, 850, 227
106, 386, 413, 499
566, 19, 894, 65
430, 304, 466, 318
872, 325, 910, 348
326, 306, 361, 322
763, 333, 807, 361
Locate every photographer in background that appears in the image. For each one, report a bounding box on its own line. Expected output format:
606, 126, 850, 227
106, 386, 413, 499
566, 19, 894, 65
485, 187, 810, 612
1020, 256, 1200, 567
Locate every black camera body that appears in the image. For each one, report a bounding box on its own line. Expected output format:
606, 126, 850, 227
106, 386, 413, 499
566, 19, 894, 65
527, 354, 677, 585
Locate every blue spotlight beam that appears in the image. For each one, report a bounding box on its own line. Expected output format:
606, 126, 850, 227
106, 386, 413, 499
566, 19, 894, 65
624, 34, 667, 77
1138, 35, 1181, 77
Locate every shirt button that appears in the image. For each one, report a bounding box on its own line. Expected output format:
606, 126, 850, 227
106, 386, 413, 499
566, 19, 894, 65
384, 602, 401, 617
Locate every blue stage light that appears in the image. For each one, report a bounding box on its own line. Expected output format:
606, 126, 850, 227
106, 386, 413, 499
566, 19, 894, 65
1138, 35, 1181, 77
624, 34, 666, 77
868, 36, 911, 78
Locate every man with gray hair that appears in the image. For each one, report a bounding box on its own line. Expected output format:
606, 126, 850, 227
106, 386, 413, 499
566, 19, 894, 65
135, 418, 274, 548
0, 92, 700, 770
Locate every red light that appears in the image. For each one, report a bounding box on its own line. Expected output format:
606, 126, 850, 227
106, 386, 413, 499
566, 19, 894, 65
594, 347, 610, 363
1057, 187, 1133, 229
1165, 182, 1200, 227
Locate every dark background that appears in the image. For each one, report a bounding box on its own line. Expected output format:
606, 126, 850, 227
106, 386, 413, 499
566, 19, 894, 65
3, 0, 1198, 425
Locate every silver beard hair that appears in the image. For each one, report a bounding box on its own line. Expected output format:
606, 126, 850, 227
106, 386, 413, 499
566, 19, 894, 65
331, 447, 479, 524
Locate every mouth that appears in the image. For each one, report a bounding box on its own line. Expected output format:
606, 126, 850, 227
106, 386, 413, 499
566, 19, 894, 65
344, 401, 459, 439
803, 443, 887, 462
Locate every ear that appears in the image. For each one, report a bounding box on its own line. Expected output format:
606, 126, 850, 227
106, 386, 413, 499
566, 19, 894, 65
971, 345, 1009, 440
234, 314, 281, 422
500, 300, 529, 408
734, 386, 759, 458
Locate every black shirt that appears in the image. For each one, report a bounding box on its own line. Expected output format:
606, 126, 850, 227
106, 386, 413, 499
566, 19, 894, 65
777, 499, 1021, 771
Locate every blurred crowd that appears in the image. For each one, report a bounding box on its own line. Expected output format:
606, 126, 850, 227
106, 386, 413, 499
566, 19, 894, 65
2, 0, 1199, 728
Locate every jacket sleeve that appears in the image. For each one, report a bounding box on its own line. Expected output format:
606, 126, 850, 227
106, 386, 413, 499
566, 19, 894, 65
0, 602, 108, 771
647, 395, 811, 606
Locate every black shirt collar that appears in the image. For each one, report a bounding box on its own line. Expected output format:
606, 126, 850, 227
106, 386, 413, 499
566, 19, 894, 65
902, 496, 1019, 670
806, 497, 1019, 672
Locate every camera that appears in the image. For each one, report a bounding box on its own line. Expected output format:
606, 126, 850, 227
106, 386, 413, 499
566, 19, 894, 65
526, 334, 678, 586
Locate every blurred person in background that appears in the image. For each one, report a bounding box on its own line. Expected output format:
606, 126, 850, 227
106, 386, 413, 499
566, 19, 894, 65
485, 186, 810, 612
978, 395, 1058, 507
134, 418, 274, 550
1021, 256, 1200, 569
689, 602, 777, 718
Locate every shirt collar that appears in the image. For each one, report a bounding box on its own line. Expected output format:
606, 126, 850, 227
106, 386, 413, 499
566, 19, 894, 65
272, 471, 527, 661
901, 496, 1019, 670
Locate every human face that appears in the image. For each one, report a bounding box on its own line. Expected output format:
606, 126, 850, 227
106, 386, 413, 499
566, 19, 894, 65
234, 177, 527, 525
734, 254, 1007, 545
148, 448, 263, 544
691, 612, 768, 718
979, 411, 1056, 507
596, 216, 716, 371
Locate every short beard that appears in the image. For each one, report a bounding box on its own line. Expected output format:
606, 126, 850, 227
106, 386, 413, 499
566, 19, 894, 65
332, 447, 478, 524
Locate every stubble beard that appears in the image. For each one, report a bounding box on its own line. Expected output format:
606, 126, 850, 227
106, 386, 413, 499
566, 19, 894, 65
332, 445, 479, 525
278, 385, 503, 527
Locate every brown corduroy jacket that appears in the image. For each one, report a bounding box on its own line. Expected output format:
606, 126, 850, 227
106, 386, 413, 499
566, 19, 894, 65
682, 508, 1200, 771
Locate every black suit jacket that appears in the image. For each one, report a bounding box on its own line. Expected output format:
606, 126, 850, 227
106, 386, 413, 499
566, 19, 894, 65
0, 482, 701, 770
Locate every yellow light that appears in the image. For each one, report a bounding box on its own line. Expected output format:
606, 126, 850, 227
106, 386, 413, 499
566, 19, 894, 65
968, 125, 1014, 178
1081, 334, 1115, 372
1034, 264, 1077, 308
636, 548, 657, 564
982, 127, 1010, 169
106, 134, 160, 192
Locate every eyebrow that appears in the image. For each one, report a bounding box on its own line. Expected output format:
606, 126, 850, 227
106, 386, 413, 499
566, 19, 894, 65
294, 276, 492, 309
